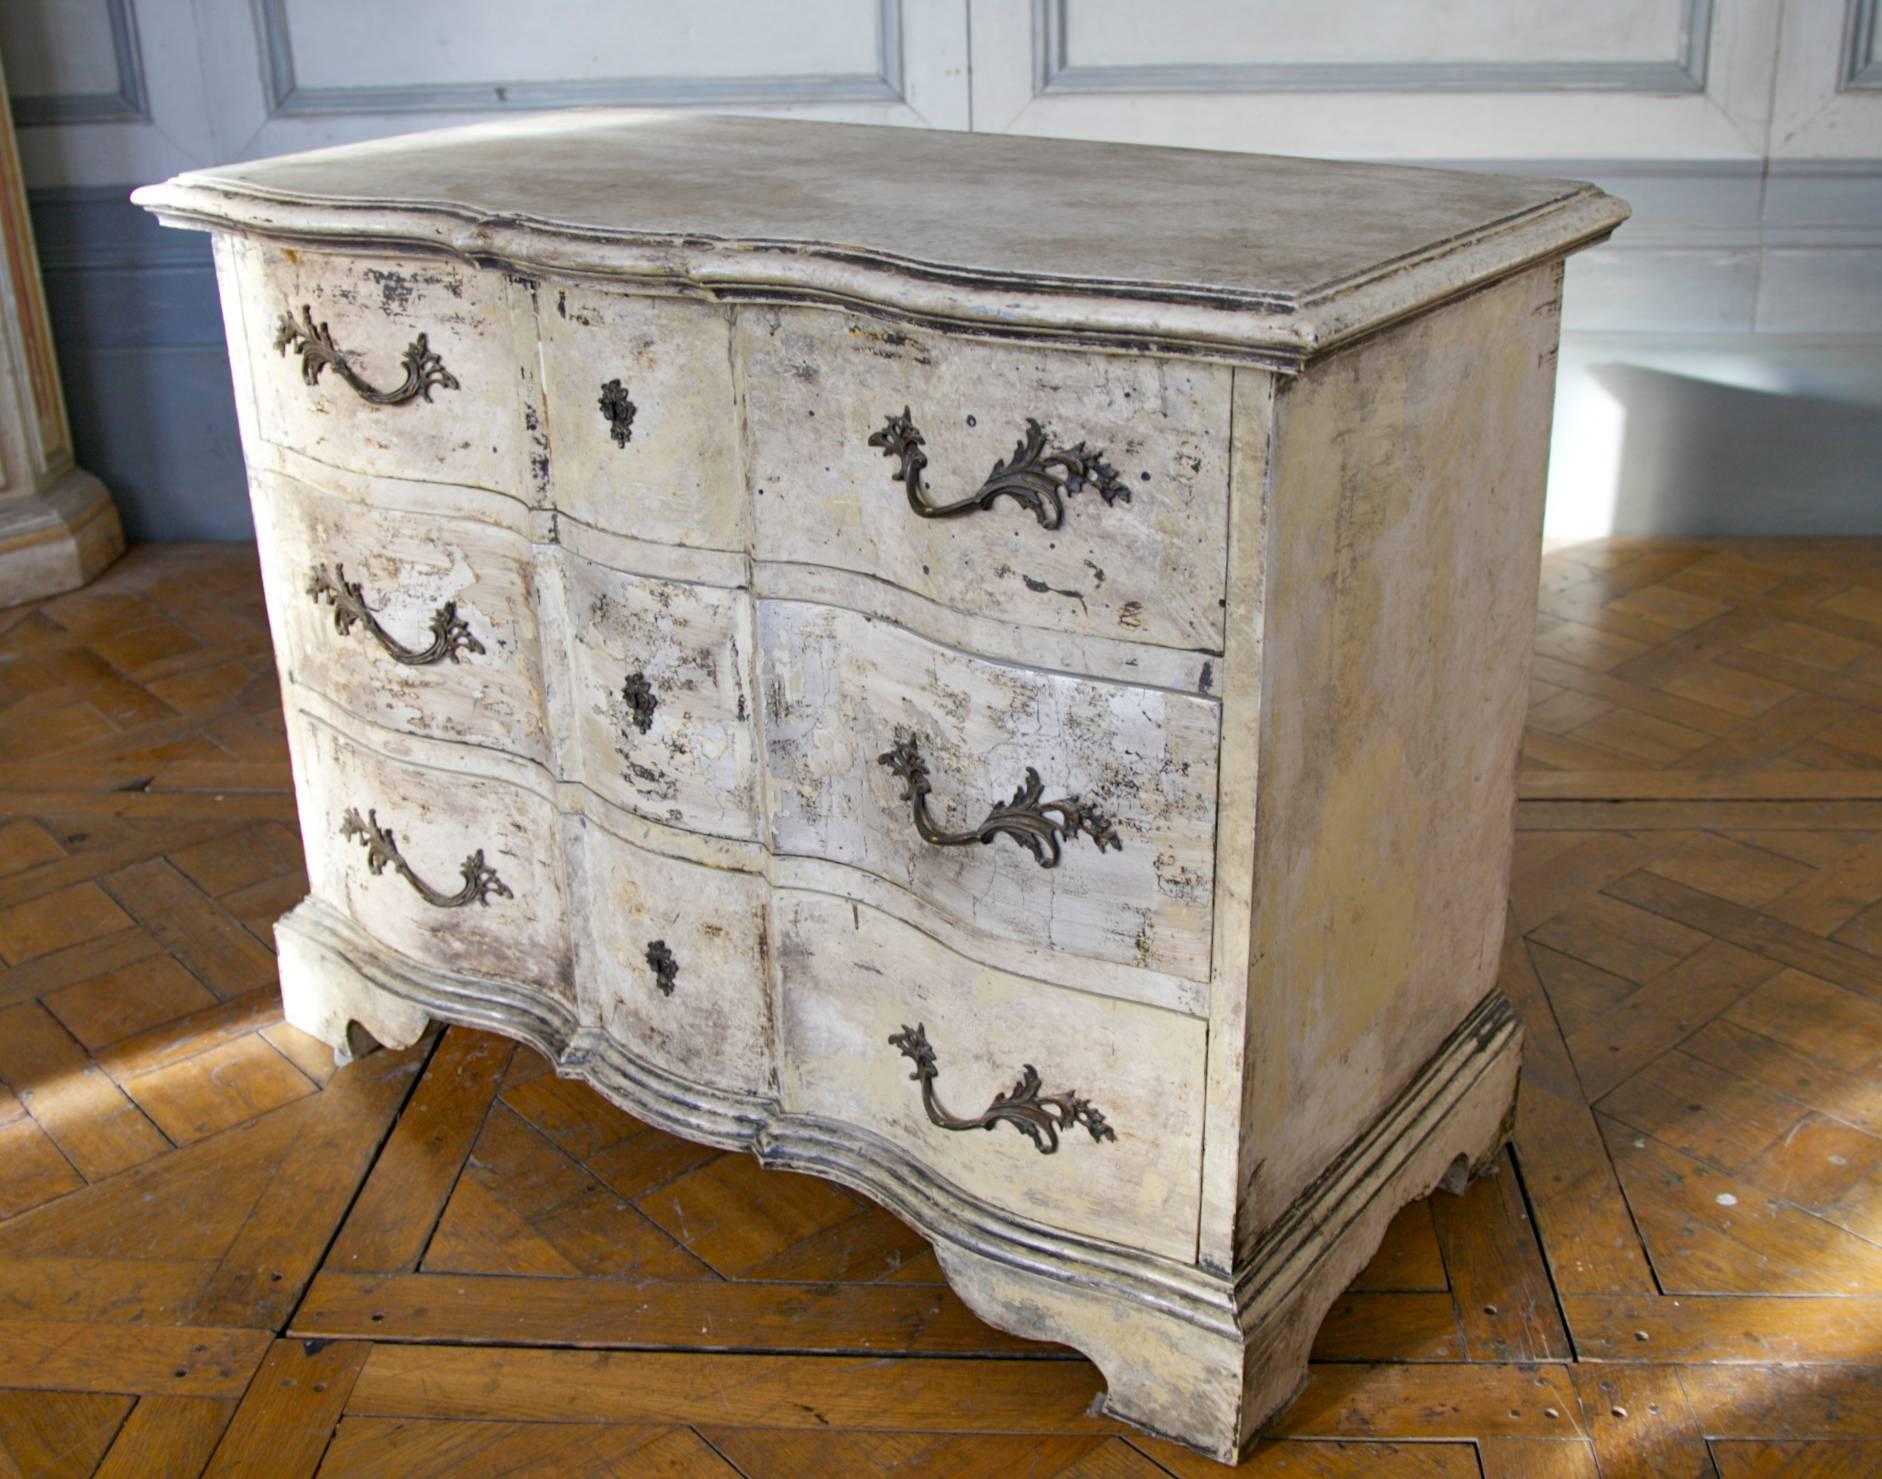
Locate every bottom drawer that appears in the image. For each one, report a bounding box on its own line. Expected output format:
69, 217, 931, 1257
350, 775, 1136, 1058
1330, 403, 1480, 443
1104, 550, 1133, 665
775, 891, 1204, 1261
572, 816, 774, 1096
292, 714, 572, 1003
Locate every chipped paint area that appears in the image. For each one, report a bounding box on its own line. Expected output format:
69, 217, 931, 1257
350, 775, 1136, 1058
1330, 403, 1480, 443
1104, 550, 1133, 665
759, 600, 1219, 982
576, 817, 775, 1097
293, 712, 573, 1004
239, 241, 539, 497
538, 281, 744, 552
251, 470, 550, 766
738, 307, 1233, 655
776, 889, 1206, 1261
558, 553, 761, 844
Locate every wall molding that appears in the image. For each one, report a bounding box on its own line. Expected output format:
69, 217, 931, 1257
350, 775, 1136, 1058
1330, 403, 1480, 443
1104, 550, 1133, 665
1032, 0, 1714, 96
255, 0, 907, 116
11, 0, 149, 127
1844, 0, 1882, 90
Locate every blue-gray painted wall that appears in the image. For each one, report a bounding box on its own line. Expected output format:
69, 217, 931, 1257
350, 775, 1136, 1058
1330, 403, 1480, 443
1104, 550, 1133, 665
30, 187, 251, 542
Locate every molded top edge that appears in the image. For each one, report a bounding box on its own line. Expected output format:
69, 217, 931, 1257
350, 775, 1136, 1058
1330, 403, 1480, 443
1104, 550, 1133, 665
133, 111, 1629, 366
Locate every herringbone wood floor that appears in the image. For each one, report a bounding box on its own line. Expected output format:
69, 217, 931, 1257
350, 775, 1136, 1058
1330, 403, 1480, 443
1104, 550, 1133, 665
2, 540, 1881, 1476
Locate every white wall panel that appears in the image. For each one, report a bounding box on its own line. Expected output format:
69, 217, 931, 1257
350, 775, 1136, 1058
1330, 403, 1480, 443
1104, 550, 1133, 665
1770, 0, 1882, 154
0, 0, 146, 125
1058, 0, 1706, 81
969, 0, 1780, 160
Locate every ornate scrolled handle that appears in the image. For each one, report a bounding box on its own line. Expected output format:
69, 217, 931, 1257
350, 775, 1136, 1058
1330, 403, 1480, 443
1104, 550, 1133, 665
306, 563, 483, 667
878, 733, 1120, 870
340, 807, 511, 910
274, 304, 459, 406
889, 1023, 1115, 1155
867, 407, 1130, 531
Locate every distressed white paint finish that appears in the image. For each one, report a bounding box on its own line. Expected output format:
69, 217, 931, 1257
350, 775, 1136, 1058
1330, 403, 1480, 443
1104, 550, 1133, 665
551, 549, 760, 842
537, 285, 744, 551
143, 112, 1626, 1465
739, 305, 1233, 653
774, 889, 1205, 1262
231, 238, 545, 498
758, 599, 1220, 981
290, 709, 573, 1004
1228, 264, 1564, 1261
250, 467, 550, 764
572, 815, 774, 1097
135, 114, 1625, 367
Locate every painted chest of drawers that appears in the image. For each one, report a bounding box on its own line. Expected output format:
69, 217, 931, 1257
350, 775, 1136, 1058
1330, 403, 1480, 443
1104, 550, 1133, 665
136, 115, 1625, 1462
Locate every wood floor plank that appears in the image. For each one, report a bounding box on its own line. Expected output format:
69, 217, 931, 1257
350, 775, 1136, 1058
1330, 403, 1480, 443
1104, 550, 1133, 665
1143, 1436, 1482, 1477
325, 1028, 511, 1275
1522, 772, 1882, 802
290, 1271, 1056, 1355
345, 1346, 1123, 1433
0, 1001, 169, 1180
1681, 1366, 1882, 1439
1310, 1292, 1464, 1361
1431, 1153, 1573, 1362
318, 1416, 724, 1478
1711, 1440, 1882, 1476
97, 859, 277, 1000
1476, 1439, 1603, 1478
1500, 924, 1658, 1294
93, 1396, 236, 1479
204, 1339, 369, 1478
1571, 1364, 1716, 1478
1268, 1363, 1585, 1440
1567, 1295, 1882, 1363
190, 1042, 425, 1329
0, 1257, 211, 1324
1603, 871, 1882, 1001
0, 1389, 132, 1479
0, 1319, 267, 1397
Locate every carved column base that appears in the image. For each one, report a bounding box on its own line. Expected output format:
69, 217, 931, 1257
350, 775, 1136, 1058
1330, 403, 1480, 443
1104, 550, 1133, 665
0, 466, 125, 608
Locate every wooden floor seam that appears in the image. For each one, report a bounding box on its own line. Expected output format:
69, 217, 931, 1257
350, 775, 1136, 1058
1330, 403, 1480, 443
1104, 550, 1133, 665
3, 537, 1882, 1476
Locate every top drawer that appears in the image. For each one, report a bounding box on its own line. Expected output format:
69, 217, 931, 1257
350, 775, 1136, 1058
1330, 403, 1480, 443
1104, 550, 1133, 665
738, 308, 1232, 654
229, 240, 537, 496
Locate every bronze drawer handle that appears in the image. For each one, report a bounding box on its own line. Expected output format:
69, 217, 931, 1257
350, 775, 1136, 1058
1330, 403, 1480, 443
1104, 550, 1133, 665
307, 563, 484, 667
878, 733, 1120, 870
340, 807, 511, 909
889, 1023, 1115, 1155
868, 407, 1130, 531
274, 304, 459, 405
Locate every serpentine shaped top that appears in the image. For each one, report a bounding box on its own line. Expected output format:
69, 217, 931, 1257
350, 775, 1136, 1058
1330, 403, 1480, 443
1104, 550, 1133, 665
131, 113, 1628, 370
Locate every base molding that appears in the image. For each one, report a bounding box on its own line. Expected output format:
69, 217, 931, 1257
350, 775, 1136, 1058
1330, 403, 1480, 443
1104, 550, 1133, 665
0, 466, 124, 607
276, 896, 1522, 1462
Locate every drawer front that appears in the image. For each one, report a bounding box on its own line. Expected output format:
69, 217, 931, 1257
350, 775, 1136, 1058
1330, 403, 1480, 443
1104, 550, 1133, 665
539, 284, 743, 550
759, 601, 1219, 982
254, 472, 549, 764
777, 891, 1204, 1261
739, 307, 1232, 653
292, 715, 571, 1001
555, 553, 760, 842
573, 818, 773, 1096
233, 240, 534, 494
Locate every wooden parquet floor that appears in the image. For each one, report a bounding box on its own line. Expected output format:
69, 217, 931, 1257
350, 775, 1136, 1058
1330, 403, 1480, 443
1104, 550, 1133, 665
2, 539, 1881, 1476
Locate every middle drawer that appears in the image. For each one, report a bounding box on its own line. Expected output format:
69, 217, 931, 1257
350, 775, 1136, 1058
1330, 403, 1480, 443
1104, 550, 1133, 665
760, 600, 1220, 983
